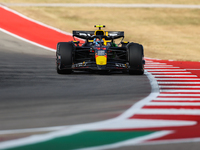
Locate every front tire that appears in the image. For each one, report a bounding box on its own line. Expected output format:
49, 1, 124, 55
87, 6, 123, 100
128, 43, 144, 75
56, 42, 74, 74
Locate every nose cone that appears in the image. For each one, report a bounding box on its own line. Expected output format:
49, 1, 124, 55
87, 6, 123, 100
96, 56, 107, 65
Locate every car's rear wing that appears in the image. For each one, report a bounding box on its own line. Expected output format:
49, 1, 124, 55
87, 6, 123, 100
73, 31, 124, 40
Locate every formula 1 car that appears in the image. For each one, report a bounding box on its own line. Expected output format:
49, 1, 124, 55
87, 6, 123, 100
56, 25, 144, 75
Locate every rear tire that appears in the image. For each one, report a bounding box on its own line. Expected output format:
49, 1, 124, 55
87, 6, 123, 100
128, 43, 144, 75
56, 42, 74, 74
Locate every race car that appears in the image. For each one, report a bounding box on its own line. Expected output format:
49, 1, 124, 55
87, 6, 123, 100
56, 25, 145, 75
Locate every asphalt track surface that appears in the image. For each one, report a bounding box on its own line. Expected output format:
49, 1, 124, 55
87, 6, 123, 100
2, 6, 200, 150
0, 31, 151, 130
0, 20, 200, 150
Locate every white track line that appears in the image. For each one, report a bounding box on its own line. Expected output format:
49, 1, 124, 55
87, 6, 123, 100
158, 82, 200, 84
145, 62, 165, 63
136, 109, 200, 115
136, 137, 200, 147
116, 70, 159, 119
152, 72, 191, 74
78, 131, 173, 150
186, 69, 200, 70
154, 75, 197, 77
0, 5, 73, 37
154, 98, 200, 101
0, 126, 68, 135
147, 69, 186, 71
159, 85, 200, 88
0, 5, 84, 53
145, 67, 180, 68
159, 94, 200, 96
159, 86, 200, 88
145, 64, 172, 66
0, 71, 165, 149
0, 28, 56, 52
155, 78, 200, 80
160, 90, 200, 92
145, 62, 166, 66
145, 66, 175, 68
147, 102, 200, 106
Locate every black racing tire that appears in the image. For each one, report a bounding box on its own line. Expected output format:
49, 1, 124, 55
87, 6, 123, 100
128, 43, 144, 75
56, 66, 72, 74
56, 42, 74, 74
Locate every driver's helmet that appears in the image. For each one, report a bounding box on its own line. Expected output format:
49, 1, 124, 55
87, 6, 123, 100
94, 38, 104, 46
